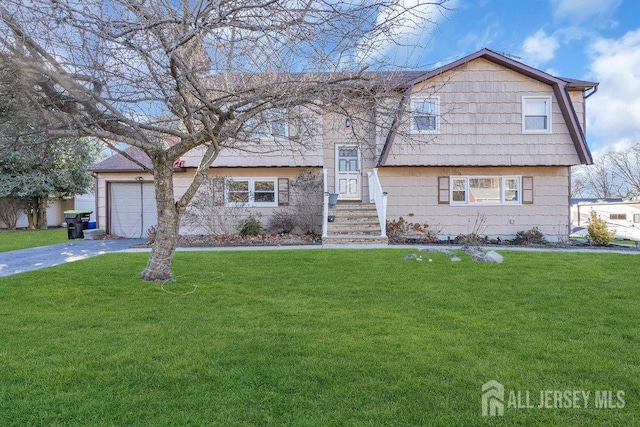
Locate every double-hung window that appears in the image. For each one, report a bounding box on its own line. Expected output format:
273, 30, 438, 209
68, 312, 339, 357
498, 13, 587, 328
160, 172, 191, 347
258, 108, 288, 139
226, 178, 277, 207
522, 96, 551, 133
450, 176, 521, 205
411, 97, 439, 132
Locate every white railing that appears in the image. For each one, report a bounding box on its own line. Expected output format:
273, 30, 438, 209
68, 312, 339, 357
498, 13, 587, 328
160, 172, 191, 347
367, 168, 388, 237
322, 168, 328, 238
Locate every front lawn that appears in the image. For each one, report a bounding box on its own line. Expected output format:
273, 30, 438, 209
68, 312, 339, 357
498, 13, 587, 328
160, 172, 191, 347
0, 228, 68, 252
0, 249, 637, 425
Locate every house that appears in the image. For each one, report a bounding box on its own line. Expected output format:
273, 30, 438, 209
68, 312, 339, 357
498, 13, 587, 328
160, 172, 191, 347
571, 198, 640, 241
91, 48, 597, 242
0, 199, 72, 229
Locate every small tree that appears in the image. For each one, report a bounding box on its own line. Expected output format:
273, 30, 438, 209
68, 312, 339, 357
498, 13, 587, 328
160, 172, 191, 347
587, 211, 615, 246
290, 169, 324, 235
181, 176, 251, 236
0, 196, 23, 229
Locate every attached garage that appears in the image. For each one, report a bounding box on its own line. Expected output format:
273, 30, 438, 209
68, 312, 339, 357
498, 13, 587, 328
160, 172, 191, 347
108, 182, 157, 238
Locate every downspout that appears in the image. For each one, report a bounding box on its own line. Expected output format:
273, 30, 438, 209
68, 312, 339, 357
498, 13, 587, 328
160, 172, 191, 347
583, 85, 598, 136
140, 179, 144, 239
91, 172, 98, 228
584, 85, 598, 99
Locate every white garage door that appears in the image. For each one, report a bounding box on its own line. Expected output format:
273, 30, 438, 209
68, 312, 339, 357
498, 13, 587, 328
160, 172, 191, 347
109, 182, 157, 238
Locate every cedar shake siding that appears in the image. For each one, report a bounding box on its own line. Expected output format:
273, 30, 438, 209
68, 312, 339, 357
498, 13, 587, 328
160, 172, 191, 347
379, 166, 572, 241
90, 48, 597, 241
382, 58, 583, 166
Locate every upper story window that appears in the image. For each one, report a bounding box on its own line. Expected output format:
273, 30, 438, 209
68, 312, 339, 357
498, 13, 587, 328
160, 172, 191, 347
450, 176, 521, 205
522, 96, 551, 133
226, 178, 277, 207
411, 97, 439, 133
247, 108, 289, 140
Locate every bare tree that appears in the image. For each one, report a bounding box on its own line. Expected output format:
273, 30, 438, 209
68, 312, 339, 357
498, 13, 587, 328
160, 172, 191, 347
571, 155, 620, 199
572, 144, 640, 199
608, 143, 640, 197
0, 0, 451, 281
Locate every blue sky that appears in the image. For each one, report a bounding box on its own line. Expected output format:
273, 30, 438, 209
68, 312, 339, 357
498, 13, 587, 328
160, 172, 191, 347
393, 0, 640, 155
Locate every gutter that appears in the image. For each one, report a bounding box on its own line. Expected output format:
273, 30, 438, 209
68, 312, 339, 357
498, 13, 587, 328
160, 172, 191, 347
584, 84, 599, 99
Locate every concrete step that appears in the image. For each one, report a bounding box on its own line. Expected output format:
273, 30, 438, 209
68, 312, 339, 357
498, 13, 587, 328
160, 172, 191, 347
327, 222, 381, 231
327, 229, 382, 236
322, 235, 389, 245
329, 212, 378, 220
332, 203, 377, 210
324, 203, 387, 245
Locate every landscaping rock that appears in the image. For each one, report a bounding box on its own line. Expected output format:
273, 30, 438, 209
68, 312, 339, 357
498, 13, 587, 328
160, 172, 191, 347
451, 256, 461, 262
483, 250, 504, 264
460, 245, 504, 263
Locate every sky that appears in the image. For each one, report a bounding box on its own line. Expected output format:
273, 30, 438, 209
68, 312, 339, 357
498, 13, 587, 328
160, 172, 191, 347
394, 0, 640, 155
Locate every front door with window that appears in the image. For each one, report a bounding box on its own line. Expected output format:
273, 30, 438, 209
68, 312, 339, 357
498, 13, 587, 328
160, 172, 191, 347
335, 145, 361, 199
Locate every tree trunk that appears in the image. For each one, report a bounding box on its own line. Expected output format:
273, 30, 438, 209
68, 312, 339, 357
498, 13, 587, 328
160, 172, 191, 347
25, 198, 37, 230
140, 152, 181, 282
37, 197, 48, 230
24, 197, 48, 229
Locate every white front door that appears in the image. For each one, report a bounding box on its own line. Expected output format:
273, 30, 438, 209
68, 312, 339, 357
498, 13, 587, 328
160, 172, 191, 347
335, 145, 361, 199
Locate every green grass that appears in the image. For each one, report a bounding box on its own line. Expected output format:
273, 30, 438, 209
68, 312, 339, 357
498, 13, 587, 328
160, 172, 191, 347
0, 228, 68, 252
0, 249, 638, 425
612, 239, 640, 246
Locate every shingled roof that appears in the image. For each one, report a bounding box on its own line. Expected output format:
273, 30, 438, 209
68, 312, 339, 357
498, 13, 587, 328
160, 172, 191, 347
91, 49, 598, 171
91, 146, 152, 172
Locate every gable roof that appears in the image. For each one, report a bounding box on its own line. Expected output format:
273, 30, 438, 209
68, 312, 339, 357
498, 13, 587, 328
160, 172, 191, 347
91, 146, 152, 172
378, 48, 597, 166
92, 49, 598, 172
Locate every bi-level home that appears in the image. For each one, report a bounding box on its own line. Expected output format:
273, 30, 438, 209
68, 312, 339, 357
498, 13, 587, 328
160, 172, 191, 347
91, 48, 597, 243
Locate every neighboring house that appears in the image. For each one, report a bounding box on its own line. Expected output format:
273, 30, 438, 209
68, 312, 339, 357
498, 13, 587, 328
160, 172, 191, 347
91, 48, 597, 242
0, 195, 96, 230
0, 200, 73, 229
572, 198, 640, 241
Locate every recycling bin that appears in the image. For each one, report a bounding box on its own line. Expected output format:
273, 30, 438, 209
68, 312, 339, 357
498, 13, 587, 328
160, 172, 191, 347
64, 210, 93, 239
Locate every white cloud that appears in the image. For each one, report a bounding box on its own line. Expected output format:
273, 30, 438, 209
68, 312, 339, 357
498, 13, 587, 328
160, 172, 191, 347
587, 29, 640, 152
551, 0, 622, 23
356, 0, 457, 67
520, 30, 560, 67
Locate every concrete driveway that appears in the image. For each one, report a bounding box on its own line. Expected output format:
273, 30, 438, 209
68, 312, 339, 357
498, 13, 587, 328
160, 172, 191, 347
0, 239, 146, 278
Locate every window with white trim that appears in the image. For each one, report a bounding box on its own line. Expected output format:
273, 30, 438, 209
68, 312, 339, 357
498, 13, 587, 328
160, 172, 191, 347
522, 96, 551, 133
411, 97, 439, 132
256, 108, 288, 139
450, 176, 521, 205
226, 178, 277, 207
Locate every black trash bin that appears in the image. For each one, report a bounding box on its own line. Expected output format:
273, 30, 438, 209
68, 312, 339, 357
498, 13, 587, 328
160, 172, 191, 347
64, 210, 93, 239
